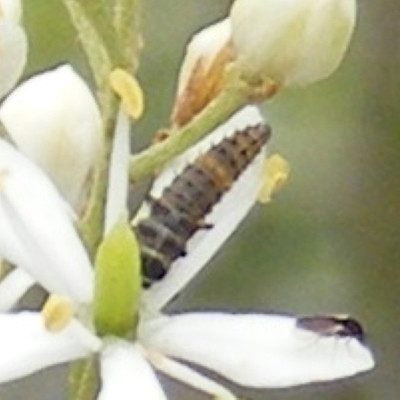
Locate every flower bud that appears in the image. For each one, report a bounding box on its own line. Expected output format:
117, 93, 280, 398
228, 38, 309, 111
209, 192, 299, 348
171, 18, 234, 126
0, 65, 102, 208
230, 0, 356, 88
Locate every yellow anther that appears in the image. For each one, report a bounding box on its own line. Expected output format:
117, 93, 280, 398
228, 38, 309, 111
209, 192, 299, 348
258, 154, 290, 203
109, 68, 144, 120
41, 294, 75, 332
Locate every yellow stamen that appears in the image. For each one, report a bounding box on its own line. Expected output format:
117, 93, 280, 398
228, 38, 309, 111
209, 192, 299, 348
258, 154, 290, 203
109, 68, 144, 120
41, 294, 75, 332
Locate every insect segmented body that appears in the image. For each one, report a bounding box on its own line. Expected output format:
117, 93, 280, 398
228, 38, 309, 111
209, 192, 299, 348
135, 124, 271, 286
296, 315, 365, 342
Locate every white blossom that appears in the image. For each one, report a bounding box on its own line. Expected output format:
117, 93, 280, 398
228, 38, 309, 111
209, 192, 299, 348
230, 0, 357, 87
0, 305, 374, 398
0, 106, 374, 399
0, 65, 102, 208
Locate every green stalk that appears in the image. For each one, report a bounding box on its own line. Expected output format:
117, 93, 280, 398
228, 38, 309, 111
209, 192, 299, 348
129, 81, 253, 182
68, 357, 99, 400
62, 0, 113, 109
113, 0, 142, 72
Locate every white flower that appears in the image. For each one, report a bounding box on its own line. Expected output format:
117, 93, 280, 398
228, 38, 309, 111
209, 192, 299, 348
0, 305, 374, 398
230, 0, 357, 87
0, 0, 27, 99
0, 107, 374, 399
0, 65, 102, 208
172, 0, 356, 124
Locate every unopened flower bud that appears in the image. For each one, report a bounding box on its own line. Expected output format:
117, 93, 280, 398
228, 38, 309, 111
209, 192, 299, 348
230, 0, 356, 88
171, 18, 234, 126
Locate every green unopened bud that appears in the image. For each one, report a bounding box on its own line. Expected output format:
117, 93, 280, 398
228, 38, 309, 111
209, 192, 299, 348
230, 0, 356, 88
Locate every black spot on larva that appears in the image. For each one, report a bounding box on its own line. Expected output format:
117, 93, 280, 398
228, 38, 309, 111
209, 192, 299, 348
296, 315, 365, 343
135, 124, 271, 286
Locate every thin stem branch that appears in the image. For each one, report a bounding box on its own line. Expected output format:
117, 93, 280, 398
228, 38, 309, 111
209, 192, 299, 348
63, 0, 113, 104
129, 81, 258, 182
79, 102, 119, 258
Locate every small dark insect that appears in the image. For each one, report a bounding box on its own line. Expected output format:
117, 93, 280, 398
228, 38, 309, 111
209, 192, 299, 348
135, 124, 271, 286
296, 315, 365, 342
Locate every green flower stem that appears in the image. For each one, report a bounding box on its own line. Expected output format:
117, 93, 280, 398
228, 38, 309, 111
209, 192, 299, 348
79, 104, 119, 258
129, 81, 254, 182
113, 0, 142, 72
62, 0, 113, 109
69, 357, 99, 400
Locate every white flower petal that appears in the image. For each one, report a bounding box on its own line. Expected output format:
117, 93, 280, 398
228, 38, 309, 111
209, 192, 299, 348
104, 109, 130, 234
175, 18, 231, 98
0, 139, 94, 303
140, 106, 267, 311
0, 64, 102, 207
0, 312, 101, 383
98, 341, 167, 400
0, 21, 27, 99
0, 268, 34, 311
146, 350, 237, 400
230, 0, 356, 87
0, 0, 22, 23
141, 313, 374, 388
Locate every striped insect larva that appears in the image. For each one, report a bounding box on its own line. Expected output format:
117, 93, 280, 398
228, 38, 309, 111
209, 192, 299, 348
135, 123, 271, 286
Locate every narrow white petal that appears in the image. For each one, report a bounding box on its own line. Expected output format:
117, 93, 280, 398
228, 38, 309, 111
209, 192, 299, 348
104, 109, 130, 234
98, 341, 167, 400
0, 268, 34, 311
0, 64, 102, 207
146, 349, 237, 400
141, 313, 374, 388
0, 21, 27, 99
140, 106, 267, 311
0, 139, 94, 303
0, 312, 101, 383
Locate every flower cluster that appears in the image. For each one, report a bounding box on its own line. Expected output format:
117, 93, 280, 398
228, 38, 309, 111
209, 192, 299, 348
172, 0, 356, 125
0, 1, 373, 400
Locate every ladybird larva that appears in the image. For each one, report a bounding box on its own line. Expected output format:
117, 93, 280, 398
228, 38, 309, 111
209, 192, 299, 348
135, 124, 271, 286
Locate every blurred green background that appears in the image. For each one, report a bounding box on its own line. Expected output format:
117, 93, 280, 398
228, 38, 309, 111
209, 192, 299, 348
4, 0, 400, 399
